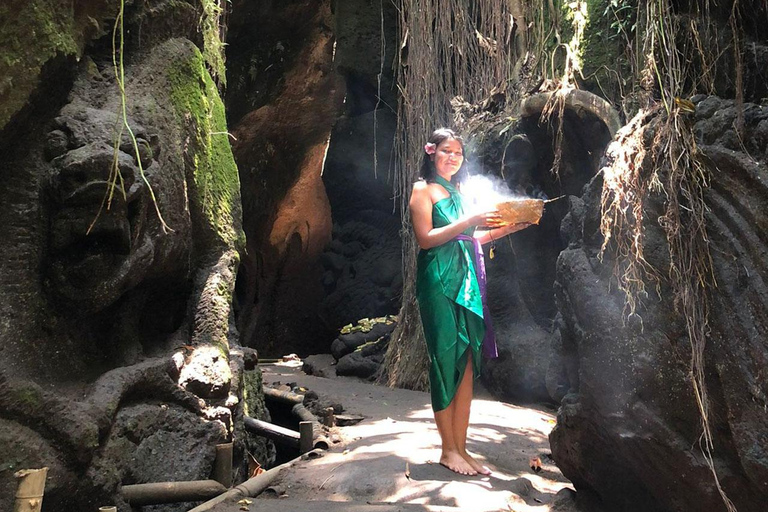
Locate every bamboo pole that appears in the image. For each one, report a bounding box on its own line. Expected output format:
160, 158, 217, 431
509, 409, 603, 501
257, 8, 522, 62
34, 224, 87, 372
122, 480, 226, 506
299, 421, 313, 454
291, 403, 316, 422
187, 454, 304, 512
290, 404, 328, 449
14, 468, 47, 512
243, 416, 300, 447
212, 442, 233, 488
263, 387, 304, 404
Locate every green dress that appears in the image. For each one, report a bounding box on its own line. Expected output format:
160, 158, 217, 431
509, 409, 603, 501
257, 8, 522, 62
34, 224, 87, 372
416, 175, 485, 412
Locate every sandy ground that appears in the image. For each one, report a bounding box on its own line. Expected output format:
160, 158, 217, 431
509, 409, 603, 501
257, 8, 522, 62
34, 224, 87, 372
213, 356, 578, 512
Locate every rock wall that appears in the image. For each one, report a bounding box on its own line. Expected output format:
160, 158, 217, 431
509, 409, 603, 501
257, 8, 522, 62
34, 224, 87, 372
0, 2, 268, 510
229, 0, 401, 357
229, 0, 345, 358
550, 98, 768, 512
319, 0, 402, 332
467, 97, 614, 403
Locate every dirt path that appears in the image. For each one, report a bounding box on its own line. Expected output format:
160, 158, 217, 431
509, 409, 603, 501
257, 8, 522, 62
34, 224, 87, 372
215, 357, 578, 512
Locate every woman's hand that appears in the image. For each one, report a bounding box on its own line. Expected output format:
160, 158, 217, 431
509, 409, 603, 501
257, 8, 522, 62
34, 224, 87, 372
475, 220, 534, 245
464, 209, 503, 228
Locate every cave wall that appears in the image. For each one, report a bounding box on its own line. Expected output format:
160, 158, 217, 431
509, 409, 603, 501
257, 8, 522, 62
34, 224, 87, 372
0, 2, 270, 510
544, 2, 768, 511
550, 98, 768, 512
228, 0, 343, 358
459, 100, 614, 404
319, 0, 402, 330
229, 0, 401, 357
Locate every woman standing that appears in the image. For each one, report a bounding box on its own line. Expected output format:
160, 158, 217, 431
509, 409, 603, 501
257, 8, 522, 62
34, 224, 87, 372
409, 128, 531, 476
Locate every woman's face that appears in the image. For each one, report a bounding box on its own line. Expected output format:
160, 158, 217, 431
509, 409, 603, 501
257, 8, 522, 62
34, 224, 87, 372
432, 137, 464, 178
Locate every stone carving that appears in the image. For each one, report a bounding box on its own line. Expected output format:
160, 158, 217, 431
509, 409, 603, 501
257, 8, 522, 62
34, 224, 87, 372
45, 108, 163, 314
478, 99, 615, 403
0, 12, 266, 510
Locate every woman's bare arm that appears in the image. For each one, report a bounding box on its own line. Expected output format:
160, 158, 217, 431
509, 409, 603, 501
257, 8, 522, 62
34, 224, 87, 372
473, 221, 533, 245
410, 182, 500, 250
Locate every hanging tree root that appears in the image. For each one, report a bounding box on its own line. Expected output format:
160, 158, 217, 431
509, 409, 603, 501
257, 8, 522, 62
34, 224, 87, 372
385, 0, 538, 392
598, 1, 737, 503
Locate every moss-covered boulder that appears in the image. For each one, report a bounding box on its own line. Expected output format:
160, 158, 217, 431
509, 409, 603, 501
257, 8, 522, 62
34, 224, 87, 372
0, 0, 117, 130
0, 5, 249, 511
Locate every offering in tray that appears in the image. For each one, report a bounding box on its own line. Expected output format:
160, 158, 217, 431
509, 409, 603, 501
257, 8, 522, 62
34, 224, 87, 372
496, 198, 545, 225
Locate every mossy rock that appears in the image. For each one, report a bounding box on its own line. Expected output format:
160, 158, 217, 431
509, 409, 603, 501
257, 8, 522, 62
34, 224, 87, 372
580, 0, 635, 105
0, 0, 114, 130
166, 42, 244, 251
242, 368, 269, 420
242, 368, 276, 468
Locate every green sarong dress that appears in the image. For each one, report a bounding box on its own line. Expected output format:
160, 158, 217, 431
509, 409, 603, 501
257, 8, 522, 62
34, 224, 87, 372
416, 175, 485, 412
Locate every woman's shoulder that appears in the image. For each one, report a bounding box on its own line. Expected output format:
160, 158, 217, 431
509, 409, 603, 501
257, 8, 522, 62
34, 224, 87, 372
412, 179, 434, 198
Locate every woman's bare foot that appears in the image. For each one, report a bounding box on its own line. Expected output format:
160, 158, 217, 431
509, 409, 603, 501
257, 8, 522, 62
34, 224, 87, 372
461, 451, 491, 475
440, 450, 477, 476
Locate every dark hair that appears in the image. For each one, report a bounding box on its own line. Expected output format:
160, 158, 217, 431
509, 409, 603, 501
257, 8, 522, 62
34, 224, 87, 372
419, 128, 467, 184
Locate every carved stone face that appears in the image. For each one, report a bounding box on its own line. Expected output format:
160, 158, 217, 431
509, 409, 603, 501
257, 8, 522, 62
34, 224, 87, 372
45, 107, 159, 313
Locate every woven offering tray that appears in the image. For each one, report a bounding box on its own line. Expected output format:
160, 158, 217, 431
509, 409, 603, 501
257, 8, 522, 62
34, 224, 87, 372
496, 198, 545, 225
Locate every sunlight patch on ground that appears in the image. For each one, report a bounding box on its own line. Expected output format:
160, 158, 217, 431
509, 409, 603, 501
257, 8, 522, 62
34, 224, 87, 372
269, 359, 304, 369
258, 362, 577, 511
468, 425, 509, 442
385, 477, 511, 511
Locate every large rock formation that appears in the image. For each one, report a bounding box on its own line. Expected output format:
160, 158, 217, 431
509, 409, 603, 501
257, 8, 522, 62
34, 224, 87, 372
550, 97, 768, 512
0, 2, 272, 510
229, 0, 401, 357
318, 0, 402, 339
229, 0, 345, 358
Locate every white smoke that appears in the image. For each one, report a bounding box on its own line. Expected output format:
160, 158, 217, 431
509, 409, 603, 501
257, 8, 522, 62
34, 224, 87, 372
461, 174, 524, 214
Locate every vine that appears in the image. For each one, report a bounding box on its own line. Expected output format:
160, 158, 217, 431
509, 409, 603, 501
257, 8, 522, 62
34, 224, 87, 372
91, 0, 172, 234
201, 0, 227, 87
540, 0, 588, 177
93, 0, 229, 234
384, 0, 525, 390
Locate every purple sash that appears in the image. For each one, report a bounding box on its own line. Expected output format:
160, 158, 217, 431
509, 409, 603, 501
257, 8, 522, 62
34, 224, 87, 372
455, 234, 498, 359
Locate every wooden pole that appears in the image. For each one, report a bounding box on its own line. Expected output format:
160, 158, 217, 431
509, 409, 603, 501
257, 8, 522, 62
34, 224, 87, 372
14, 468, 47, 512
263, 387, 304, 404
122, 480, 227, 506
290, 405, 328, 448
187, 455, 302, 512
291, 403, 316, 422
99, 507, 117, 512
212, 442, 233, 488
299, 421, 313, 454
243, 416, 299, 447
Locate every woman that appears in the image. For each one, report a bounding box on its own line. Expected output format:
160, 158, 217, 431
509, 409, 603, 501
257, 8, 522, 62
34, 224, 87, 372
410, 128, 531, 476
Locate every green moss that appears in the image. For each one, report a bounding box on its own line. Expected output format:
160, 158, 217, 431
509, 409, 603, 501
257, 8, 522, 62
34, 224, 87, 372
536, 1, 585, 80
201, 0, 226, 86
235, 230, 247, 254
534, 0, 632, 97
0, 0, 113, 130
242, 368, 268, 420
12, 385, 43, 410
580, 0, 635, 105
538, 4, 563, 73
167, 46, 243, 249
